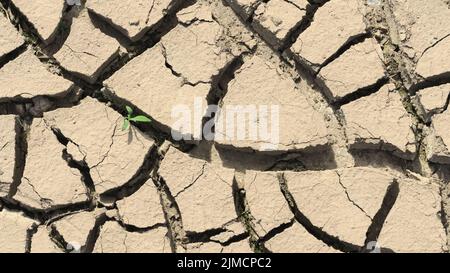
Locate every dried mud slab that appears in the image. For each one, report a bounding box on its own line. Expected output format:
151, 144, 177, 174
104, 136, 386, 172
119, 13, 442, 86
87, 0, 182, 42
318, 38, 386, 100
342, 84, 417, 160
0, 49, 73, 101
378, 176, 447, 253
29, 226, 62, 253
53, 10, 122, 83
241, 171, 293, 237
265, 222, 339, 253
0, 14, 24, 56
116, 180, 165, 229
241, 170, 339, 252
11, 0, 65, 43
284, 167, 394, 246
43, 97, 155, 194
105, 2, 250, 137
252, 0, 308, 48
215, 54, 330, 151
415, 83, 450, 122
14, 118, 89, 209
52, 209, 106, 250
425, 108, 450, 164
159, 146, 237, 233
415, 36, 450, 80
0, 115, 17, 197
0, 209, 35, 253
290, 0, 367, 67
390, 0, 450, 80
93, 221, 170, 253
104, 44, 210, 137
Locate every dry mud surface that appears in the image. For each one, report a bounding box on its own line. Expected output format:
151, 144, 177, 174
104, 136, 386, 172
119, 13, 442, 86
0, 0, 450, 253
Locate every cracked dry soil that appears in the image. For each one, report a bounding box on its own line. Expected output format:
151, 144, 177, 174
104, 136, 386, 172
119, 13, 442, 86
0, 0, 450, 253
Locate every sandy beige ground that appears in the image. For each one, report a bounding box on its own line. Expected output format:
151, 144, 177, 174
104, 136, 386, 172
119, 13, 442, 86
0, 0, 450, 253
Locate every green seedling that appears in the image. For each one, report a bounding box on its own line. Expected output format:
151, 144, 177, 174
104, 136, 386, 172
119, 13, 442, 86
122, 106, 151, 131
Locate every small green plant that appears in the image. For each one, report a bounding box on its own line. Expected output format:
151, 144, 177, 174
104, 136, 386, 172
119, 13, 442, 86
122, 106, 151, 131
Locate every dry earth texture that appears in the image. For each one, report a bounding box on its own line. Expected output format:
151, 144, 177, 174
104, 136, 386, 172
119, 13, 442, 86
0, 0, 450, 253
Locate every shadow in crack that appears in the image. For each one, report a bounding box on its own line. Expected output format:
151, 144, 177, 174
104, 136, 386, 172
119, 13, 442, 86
363, 179, 400, 253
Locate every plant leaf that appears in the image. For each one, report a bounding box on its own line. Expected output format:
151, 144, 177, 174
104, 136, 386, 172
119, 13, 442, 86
129, 115, 151, 123
126, 106, 133, 116
122, 119, 130, 131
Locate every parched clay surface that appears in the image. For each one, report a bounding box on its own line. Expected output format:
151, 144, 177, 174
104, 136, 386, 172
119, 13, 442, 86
11, 0, 64, 43
53, 10, 122, 83
43, 97, 155, 194
1, 0, 450, 253
0, 15, 23, 56
87, 0, 182, 42
0, 209, 35, 253
0, 49, 73, 100
342, 84, 417, 160
290, 0, 367, 67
